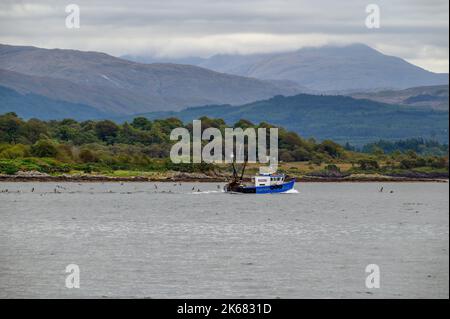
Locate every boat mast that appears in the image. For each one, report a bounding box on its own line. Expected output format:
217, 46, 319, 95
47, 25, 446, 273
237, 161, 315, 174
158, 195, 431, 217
231, 161, 238, 181
239, 158, 248, 182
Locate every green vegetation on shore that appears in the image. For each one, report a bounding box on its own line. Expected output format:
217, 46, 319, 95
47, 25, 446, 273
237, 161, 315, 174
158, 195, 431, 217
0, 112, 448, 179
357, 138, 448, 156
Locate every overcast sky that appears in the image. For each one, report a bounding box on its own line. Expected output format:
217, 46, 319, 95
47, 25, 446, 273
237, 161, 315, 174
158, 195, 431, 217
0, 0, 448, 72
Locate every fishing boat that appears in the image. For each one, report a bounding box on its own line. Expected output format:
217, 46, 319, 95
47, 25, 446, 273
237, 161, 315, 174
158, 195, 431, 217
224, 162, 295, 194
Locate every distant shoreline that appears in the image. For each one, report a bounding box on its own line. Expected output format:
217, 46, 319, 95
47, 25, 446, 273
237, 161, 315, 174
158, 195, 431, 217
0, 173, 447, 183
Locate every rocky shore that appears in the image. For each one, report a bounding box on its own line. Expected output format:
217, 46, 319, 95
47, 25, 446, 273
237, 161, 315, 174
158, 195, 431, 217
0, 170, 447, 183
0, 170, 226, 183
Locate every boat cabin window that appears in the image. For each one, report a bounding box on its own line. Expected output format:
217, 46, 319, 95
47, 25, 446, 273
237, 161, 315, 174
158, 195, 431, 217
255, 177, 269, 186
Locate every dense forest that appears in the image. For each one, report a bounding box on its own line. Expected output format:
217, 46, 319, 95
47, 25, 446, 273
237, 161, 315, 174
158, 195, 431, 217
0, 112, 448, 177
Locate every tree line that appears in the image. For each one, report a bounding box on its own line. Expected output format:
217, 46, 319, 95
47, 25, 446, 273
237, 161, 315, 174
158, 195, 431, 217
0, 112, 448, 175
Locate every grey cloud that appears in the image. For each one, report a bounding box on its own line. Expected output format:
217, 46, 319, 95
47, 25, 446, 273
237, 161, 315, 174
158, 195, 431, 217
0, 0, 448, 72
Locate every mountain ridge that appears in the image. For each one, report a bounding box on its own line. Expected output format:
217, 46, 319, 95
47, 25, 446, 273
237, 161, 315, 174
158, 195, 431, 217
0, 85, 107, 120
0, 43, 301, 114
1, 83, 448, 145
350, 85, 449, 111
123, 43, 448, 92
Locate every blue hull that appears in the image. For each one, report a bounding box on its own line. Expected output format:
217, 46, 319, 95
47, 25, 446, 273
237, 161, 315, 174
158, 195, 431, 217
238, 180, 295, 194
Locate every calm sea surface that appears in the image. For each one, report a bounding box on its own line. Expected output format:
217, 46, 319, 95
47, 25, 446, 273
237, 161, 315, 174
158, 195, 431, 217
0, 182, 448, 298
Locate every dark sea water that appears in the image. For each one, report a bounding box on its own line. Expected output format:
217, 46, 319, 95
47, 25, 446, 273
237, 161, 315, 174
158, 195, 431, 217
0, 182, 448, 298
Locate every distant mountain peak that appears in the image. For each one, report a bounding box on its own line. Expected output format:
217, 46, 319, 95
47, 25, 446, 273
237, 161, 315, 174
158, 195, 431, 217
206, 44, 448, 92
122, 43, 448, 92
0, 43, 303, 115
